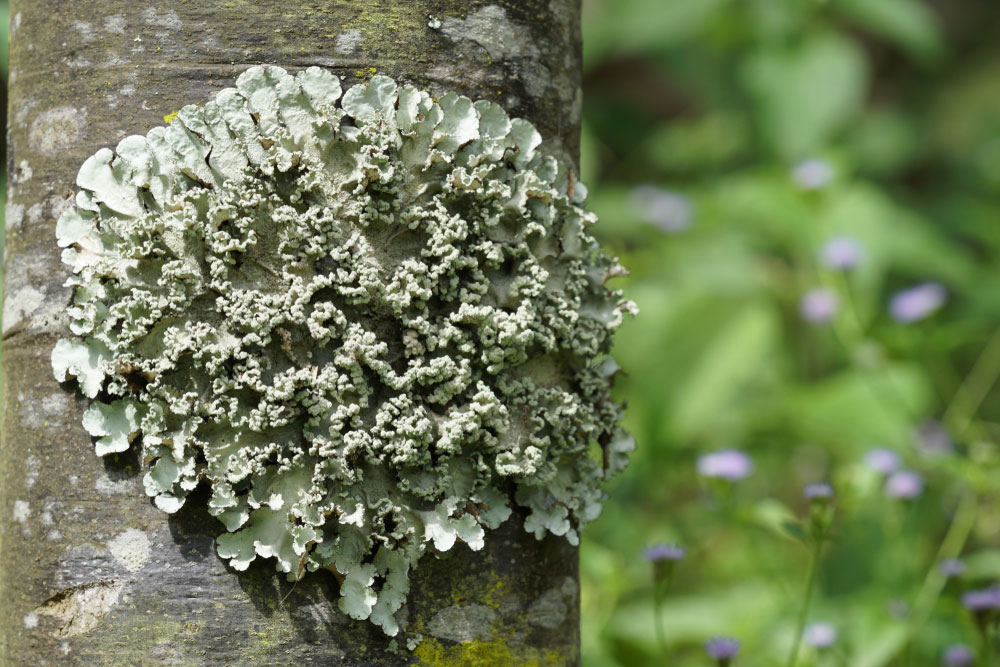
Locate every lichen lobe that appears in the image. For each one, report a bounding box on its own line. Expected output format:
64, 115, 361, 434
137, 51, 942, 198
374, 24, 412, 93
51, 65, 635, 636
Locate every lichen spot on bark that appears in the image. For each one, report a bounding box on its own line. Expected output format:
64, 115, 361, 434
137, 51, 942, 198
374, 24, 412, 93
29, 107, 87, 156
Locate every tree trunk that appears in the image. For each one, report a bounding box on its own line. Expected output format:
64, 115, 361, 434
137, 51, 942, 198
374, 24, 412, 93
2, 2, 583, 664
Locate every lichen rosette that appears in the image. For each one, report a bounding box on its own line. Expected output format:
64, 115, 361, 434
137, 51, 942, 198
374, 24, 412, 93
52, 65, 635, 635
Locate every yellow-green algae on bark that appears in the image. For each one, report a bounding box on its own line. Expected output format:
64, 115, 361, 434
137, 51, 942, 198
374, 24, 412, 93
411, 637, 567, 667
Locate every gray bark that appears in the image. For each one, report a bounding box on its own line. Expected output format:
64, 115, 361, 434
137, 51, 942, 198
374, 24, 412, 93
2, 1, 583, 665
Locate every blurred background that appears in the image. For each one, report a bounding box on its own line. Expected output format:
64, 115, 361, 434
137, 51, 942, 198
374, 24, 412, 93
5, 0, 1000, 664
580, 0, 1000, 665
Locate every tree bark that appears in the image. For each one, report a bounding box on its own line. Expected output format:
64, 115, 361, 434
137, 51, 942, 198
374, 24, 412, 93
2, 2, 583, 665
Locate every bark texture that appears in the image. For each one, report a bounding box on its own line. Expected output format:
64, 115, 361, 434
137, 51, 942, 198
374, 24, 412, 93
2, 2, 583, 665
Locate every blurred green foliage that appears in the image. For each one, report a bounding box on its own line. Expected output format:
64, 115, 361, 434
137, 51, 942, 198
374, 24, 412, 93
580, 0, 1000, 664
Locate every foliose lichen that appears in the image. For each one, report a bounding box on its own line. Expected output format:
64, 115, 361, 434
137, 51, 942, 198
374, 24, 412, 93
51, 65, 635, 636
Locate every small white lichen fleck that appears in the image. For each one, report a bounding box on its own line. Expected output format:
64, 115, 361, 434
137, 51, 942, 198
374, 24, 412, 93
67, 55, 93, 70
141, 7, 182, 31
17, 159, 33, 183
95, 469, 132, 496
428, 604, 497, 642
104, 15, 127, 35
13, 499, 30, 523
41, 508, 55, 526
526, 581, 572, 629
3, 286, 48, 336
107, 528, 151, 573
6, 202, 25, 232
43, 393, 69, 416
334, 30, 363, 55
14, 98, 40, 128
26, 455, 41, 489
519, 60, 552, 98
49, 194, 75, 221
440, 6, 527, 60
23, 612, 39, 629
27, 203, 45, 225
73, 21, 96, 43
29, 107, 87, 156
53, 66, 635, 636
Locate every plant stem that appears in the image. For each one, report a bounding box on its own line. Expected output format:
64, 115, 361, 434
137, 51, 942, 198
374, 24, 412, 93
653, 576, 673, 659
906, 491, 977, 641
786, 539, 824, 667
980, 622, 996, 667
828, 270, 922, 425
943, 327, 1000, 441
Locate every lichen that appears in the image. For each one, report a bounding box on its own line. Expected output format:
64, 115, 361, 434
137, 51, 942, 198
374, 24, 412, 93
427, 604, 497, 643
334, 30, 363, 56
107, 528, 152, 573
51, 65, 635, 636
13, 499, 30, 524
28, 106, 87, 156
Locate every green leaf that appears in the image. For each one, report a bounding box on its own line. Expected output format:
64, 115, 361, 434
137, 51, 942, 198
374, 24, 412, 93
853, 624, 907, 667
781, 363, 933, 448
671, 303, 776, 439
582, 0, 728, 67
741, 33, 868, 158
746, 498, 804, 543
835, 0, 943, 63
962, 548, 1000, 582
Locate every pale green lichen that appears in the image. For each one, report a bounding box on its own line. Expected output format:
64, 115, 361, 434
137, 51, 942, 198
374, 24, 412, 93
51, 65, 635, 636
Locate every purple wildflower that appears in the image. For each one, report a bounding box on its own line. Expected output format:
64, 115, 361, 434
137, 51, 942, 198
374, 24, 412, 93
803, 622, 837, 649
704, 637, 740, 664
961, 587, 1000, 612
800, 288, 838, 323
643, 544, 686, 563
792, 159, 834, 190
804, 483, 833, 500
697, 450, 753, 481
864, 448, 901, 474
627, 185, 693, 233
885, 470, 923, 499
890, 283, 947, 323
942, 644, 974, 667
821, 237, 862, 270
939, 559, 966, 578
916, 421, 954, 457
